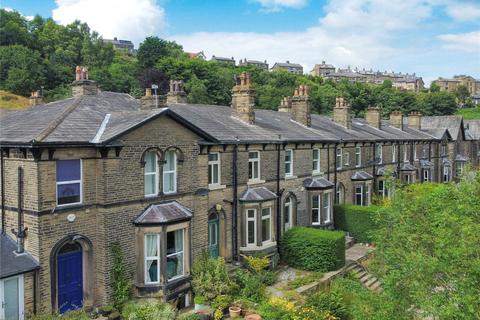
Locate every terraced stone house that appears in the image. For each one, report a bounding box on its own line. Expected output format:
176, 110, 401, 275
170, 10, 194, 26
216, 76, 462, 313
0, 69, 478, 318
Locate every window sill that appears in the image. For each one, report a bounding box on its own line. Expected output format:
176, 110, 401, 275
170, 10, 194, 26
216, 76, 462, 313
247, 179, 266, 186
285, 175, 297, 180
240, 241, 277, 251
208, 184, 227, 191
312, 171, 324, 177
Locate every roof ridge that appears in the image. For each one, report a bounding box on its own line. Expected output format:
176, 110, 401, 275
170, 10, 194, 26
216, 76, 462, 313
33, 96, 84, 142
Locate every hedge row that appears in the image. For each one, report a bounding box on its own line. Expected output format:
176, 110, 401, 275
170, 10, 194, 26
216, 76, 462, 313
280, 227, 345, 272
333, 204, 380, 243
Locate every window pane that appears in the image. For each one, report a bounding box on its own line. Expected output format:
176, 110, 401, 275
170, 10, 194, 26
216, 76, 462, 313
285, 163, 290, 174
147, 260, 159, 282
145, 234, 159, 257
145, 174, 156, 195
165, 151, 175, 171
167, 253, 183, 280
312, 195, 319, 209
312, 209, 319, 223
208, 165, 213, 184
164, 172, 175, 193
144, 152, 156, 173
247, 220, 255, 244
262, 217, 271, 242
56, 160, 81, 182
249, 152, 258, 159
284, 204, 290, 223
213, 164, 219, 183
208, 153, 218, 162
57, 183, 80, 205
167, 230, 183, 255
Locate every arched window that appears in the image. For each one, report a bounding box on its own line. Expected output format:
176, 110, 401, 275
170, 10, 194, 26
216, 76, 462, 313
336, 183, 345, 204
144, 151, 159, 197
284, 197, 293, 231
163, 150, 177, 194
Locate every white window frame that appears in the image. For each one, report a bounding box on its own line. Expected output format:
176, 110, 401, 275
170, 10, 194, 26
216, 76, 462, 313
312, 149, 321, 174
0, 274, 24, 320
144, 152, 159, 197
376, 143, 383, 164
246, 209, 257, 246
403, 145, 409, 163
443, 166, 450, 182
248, 151, 260, 181
284, 197, 292, 231
285, 149, 293, 177
208, 152, 221, 186
336, 147, 343, 170
344, 151, 350, 166
414, 143, 418, 160
378, 180, 385, 198
56, 159, 83, 207
323, 192, 332, 224
355, 185, 364, 206
163, 150, 177, 194
456, 162, 464, 178
166, 229, 185, 281
422, 145, 428, 159
441, 143, 447, 156
144, 234, 160, 285
312, 194, 320, 225
261, 207, 273, 244
392, 144, 397, 163
355, 146, 361, 167
404, 174, 411, 183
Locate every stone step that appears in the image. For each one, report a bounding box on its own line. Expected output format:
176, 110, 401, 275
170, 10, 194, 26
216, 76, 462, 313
359, 273, 371, 282
365, 277, 378, 288
354, 271, 368, 279
370, 280, 382, 292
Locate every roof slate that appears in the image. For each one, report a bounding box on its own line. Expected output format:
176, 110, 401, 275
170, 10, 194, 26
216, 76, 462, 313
351, 171, 374, 180
0, 233, 39, 279
239, 187, 277, 202
303, 178, 334, 189
421, 116, 463, 141
134, 201, 192, 225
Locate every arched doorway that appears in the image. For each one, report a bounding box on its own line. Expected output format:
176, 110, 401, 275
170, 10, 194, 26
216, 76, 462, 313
208, 212, 219, 258
57, 242, 83, 313
50, 235, 93, 313
282, 193, 297, 234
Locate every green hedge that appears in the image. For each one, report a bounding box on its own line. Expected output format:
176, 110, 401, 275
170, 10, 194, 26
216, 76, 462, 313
334, 204, 380, 243
280, 227, 345, 272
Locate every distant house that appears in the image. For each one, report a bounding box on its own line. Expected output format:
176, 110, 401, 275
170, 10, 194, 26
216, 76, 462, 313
238, 58, 269, 70
211, 55, 236, 65
102, 37, 135, 53
186, 51, 206, 60
433, 75, 480, 96
271, 61, 303, 74
310, 61, 336, 77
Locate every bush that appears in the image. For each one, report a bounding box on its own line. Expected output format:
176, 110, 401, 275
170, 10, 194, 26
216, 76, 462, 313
122, 300, 176, 320
306, 290, 348, 320
193, 295, 205, 305
334, 205, 380, 243
27, 310, 90, 320
110, 242, 132, 311
244, 255, 270, 273
280, 227, 345, 271
176, 313, 202, 320
235, 269, 266, 303
191, 251, 234, 301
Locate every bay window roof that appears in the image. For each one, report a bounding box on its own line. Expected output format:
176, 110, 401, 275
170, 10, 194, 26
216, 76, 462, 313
303, 178, 334, 189
134, 201, 192, 226
351, 171, 374, 180
239, 187, 277, 202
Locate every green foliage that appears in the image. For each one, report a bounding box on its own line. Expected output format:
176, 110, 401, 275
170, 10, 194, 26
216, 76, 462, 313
27, 309, 90, 320
193, 295, 205, 305
454, 84, 470, 105
191, 251, 234, 301
333, 204, 380, 243
234, 269, 266, 303
244, 255, 270, 273
110, 242, 132, 311
280, 227, 345, 271
286, 272, 323, 289
372, 172, 480, 319
456, 107, 480, 120
305, 290, 348, 320
137, 36, 183, 69
122, 300, 176, 320
176, 313, 202, 320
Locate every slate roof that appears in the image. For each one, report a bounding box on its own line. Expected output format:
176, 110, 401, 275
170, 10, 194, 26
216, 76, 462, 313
0, 233, 39, 279
465, 120, 480, 140
134, 201, 192, 225
400, 163, 417, 171
455, 154, 468, 162
351, 171, 374, 180
272, 62, 303, 69
421, 116, 463, 141
303, 178, 334, 189
239, 187, 277, 202
420, 159, 433, 168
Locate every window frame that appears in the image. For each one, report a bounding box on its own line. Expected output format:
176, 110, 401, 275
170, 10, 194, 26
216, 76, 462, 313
443, 166, 450, 182
246, 209, 257, 246
144, 152, 159, 197
166, 229, 185, 281
284, 149, 293, 177
455, 161, 464, 178
414, 143, 418, 160
284, 197, 292, 230
208, 152, 221, 186
261, 207, 273, 244
323, 192, 332, 224
376, 143, 383, 164
56, 159, 83, 207
312, 149, 321, 174
336, 147, 343, 170
163, 150, 177, 194
248, 151, 260, 181
392, 144, 397, 163
355, 185, 364, 206
355, 146, 361, 167
403, 145, 409, 163
144, 234, 161, 285
311, 194, 321, 225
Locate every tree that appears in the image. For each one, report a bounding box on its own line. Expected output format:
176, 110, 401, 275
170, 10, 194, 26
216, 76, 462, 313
429, 82, 440, 92
416, 91, 457, 116
137, 36, 183, 69
373, 173, 480, 319
0, 9, 30, 46
454, 84, 470, 106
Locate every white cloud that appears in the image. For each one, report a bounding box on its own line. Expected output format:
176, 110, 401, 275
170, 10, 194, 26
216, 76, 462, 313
172, 0, 434, 72
438, 31, 480, 53
52, 0, 165, 46
252, 0, 308, 12
445, 2, 480, 22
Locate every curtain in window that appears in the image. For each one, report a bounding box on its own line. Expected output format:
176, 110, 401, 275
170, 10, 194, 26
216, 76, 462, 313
164, 151, 176, 193
145, 235, 158, 283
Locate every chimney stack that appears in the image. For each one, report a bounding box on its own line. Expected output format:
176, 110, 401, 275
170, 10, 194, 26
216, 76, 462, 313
166, 80, 187, 104
365, 106, 381, 129
231, 72, 255, 124
140, 87, 166, 109
408, 111, 422, 130
291, 85, 311, 127
71, 66, 98, 97
333, 97, 351, 129
390, 111, 404, 130
278, 96, 292, 112
29, 90, 44, 106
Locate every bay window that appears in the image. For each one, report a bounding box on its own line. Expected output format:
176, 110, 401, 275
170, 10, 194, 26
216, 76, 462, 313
355, 185, 364, 205
56, 159, 82, 206
322, 192, 332, 224
144, 152, 159, 197
163, 150, 177, 194
312, 195, 320, 225
246, 209, 257, 245
392, 144, 397, 163
443, 166, 450, 182
166, 229, 184, 280
312, 149, 321, 174
284, 197, 292, 231
455, 162, 465, 178
208, 152, 220, 186
144, 234, 160, 284
285, 149, 293, 177
248, 151, 260, 181
403, 145, 408, 162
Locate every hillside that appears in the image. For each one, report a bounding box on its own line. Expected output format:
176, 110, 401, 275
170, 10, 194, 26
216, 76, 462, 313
456, 107, 480, 120
0, 90, 30, 118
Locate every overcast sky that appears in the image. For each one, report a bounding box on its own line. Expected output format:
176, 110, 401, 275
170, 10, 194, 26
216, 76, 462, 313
3, 0, 480, 85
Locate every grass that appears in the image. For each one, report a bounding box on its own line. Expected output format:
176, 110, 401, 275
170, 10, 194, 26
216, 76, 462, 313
456, 107, 480, 120
0, 90, 30, 110
286, 271, 324, 290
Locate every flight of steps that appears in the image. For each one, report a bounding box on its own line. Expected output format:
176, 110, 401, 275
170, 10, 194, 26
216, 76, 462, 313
345, 261, 383, 293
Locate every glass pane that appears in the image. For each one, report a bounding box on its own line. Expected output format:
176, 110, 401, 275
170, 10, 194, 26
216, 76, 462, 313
247, 210, 255, 218
323, 193, 329, 208
147, 259, 158, 282
167, 253, 183, 280
285, 151, 291, 162
208, 153, 218, 162
145, 174, 156, 195
164, 151, 175, 171
284, 204, 290, 223
254, 162, 259, 178
248, 162, 253, 179
57, 183, 80, 205
56, 160, 81, 181
249, 152, 258, 159
164, 172, 175, 193
312, 209, 319, 223
247, 220, 255, 244
213, 164, 219, 183
312, 195, 319, 209
144, 152, 156, 173
285, 163, 290, 174
145, 234, 158, 257
4, 277, 20, 320
208, 165, 213, 184
262, 216, 271, 242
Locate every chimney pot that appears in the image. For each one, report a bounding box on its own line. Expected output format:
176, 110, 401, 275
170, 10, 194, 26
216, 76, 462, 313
291, 85, 311, 126
231, 72, 255, 124
167, 80, 187, 104
29, 90, 44, 106
71, 65, 98, 97
365, 106, 381, 129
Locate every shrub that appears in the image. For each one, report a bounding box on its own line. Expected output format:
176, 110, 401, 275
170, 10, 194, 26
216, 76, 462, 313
27, 310, 90, 320
306, 290, 348, 320
280, 227, 345, 271
176, 313, 202, 320
235, 269, 266, 303
122, 300, 176, 320
191, 251, 234, 301
333, 205, 380, 243
211, 294, 233, 319
193, 295, 205, 305
110, 242, 132, 311
244, 255, 270, 273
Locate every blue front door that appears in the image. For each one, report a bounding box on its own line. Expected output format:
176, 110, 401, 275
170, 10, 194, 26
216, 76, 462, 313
57, 249, 83, 314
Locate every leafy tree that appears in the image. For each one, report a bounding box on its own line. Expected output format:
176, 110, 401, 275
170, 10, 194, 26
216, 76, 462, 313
138, 36, 183, 69
416, 91, 457, 115
454, 84, 470, 106
373, 172, 480, 319
429, 82, 440, 92
0, 9, 31, 46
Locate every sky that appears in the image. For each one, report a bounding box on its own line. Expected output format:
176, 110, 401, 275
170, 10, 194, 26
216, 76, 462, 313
2, 0, 480, 85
